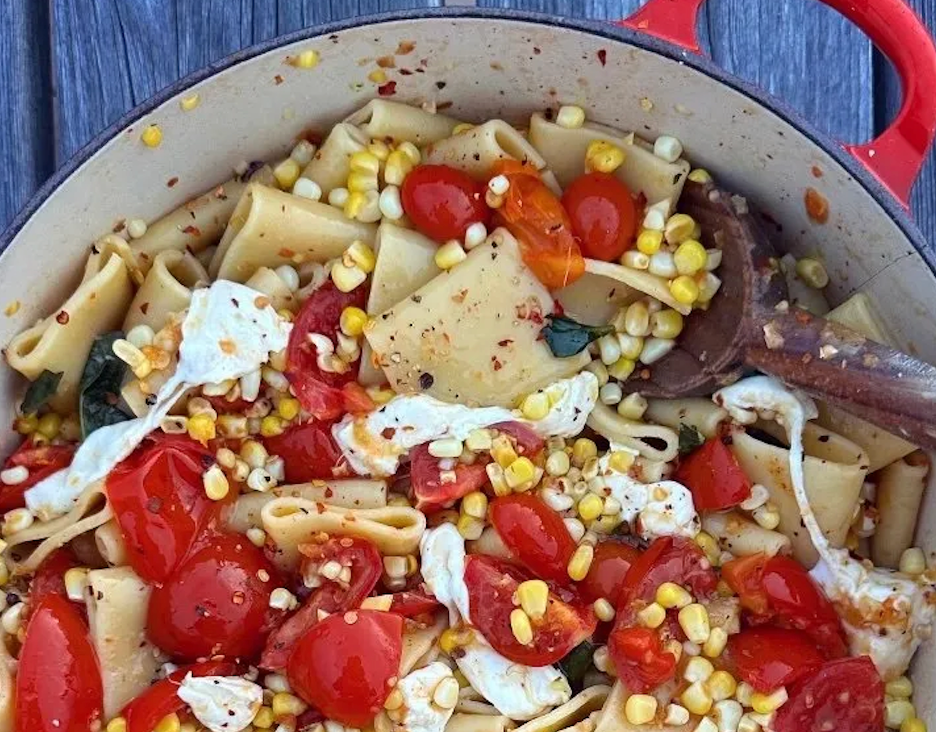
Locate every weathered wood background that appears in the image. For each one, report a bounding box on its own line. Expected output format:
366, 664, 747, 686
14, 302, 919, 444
2, 0, 935, 243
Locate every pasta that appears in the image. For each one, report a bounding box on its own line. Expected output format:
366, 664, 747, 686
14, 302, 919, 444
513, 686, 610, 732
301, 122, 370, 195
399, 611, 447, 676
0, 642, 13, 732
587, 402, 680, 463
425, 120, 550, 181
872, 452, 930, 569
593, 682, 690, 732
555, 270, 640, 326
123, 249, 208, 332
702, 511, 792, 557
445, 714, 515, 732
94, 520, 128, 566
643, 398, 729, 439
346, 99, 463, 145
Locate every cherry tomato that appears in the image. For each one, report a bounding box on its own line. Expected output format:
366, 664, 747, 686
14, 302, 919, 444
261, 536, 382, 670
148, 532, 282, 661
464, 555, 596, 666
721, 553, 770, 615
579, 541, 641, 605
286, 280, 367, 421
388, 589, 442, 618
122, 660, 237, 732
409, 443, 489, 514
492, 160, 585, 289
727, 627, 824, 692
0, 438, 75, 512
16, 595, 102, 732
561, 172, 638, 261
26, 548, 83, 625
287, 610, 404, 728
774, 657, 884, 732
674, 438, 752, 511
400, 165, 489, 243
620, 536, 718, 607
106, 434, 217, 584
491, 421, 545, 457
490, 494, 577, 585
262, 422, 348, 483
607, 626, 677, 693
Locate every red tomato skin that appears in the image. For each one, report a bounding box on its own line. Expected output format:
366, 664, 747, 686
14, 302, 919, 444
410, 444, 489, 514
400, 165, 490, 243
147, 532, 282, 661
388, 589, 442, 618
287, 610, 404, 728
261, 536, 382, 670
122, 660, 237, 732
675, 438, 752, 511
607, 626, 677, 693
16, 595, 103, 732
490, 494, 577, 585
727, 627, 825, 692
561, 172, 638, 261
620, 536, 718, 607
721, 553, 770, 615
579, 541, 642, 605
0, 439, 75, 511
774, 657, 884, 732
491, 421, 545, 457
106, 434, 217, 584
29, 547, 81, 608
262, 422, 348, 483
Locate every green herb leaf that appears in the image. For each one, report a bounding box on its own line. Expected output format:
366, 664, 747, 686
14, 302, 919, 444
21, 370, 63, 414
542, 316, 614, 358
79, 331, 132, 438
678, 423, 706, 455
558, 641, 596, 693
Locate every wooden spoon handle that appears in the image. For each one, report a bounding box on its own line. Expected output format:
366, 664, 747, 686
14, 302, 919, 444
745, 307, 936, 450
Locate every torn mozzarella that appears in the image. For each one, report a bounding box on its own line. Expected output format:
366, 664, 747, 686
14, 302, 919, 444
393, 662, 457, 732
177, 674, 263, 732
419, 524, 471, 623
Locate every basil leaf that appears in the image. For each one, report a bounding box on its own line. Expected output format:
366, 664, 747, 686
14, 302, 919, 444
678, 423, 706, 456
558, 641, 596, 693
542, 316, 614, 358
21, 370, 63, 414
79, 331, 132, 438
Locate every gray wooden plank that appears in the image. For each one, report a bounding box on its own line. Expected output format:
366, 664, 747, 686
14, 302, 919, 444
0, 1, 53, 232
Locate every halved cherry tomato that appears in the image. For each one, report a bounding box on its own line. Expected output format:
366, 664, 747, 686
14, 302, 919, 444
148, 532, 282, 661
620, 536, 718, 607
26, 547, 83, 623
491, 160, 585, 289
262, 422, 348, 483
122, 660, 237, 732
286, 280, 367, 421
607, 626, 677, 693
16, 595, 102, 732
261, 536, 382, 670
727, 627, 824, 692
579, 541, 641, 605
721, 553, 770, 616
774, 657, 884, 732
491, 421, 545, 457
0, 438, 75, 512
410, 443, 489, 514
674, 437, 752, 511
489, 494, 577, 585
287, 610, 404, 728
106, 434, 217, 584
464, 554, 596, 666
388, 589, 442, 618
400, 164, 489, 243
561, 172, 638, 261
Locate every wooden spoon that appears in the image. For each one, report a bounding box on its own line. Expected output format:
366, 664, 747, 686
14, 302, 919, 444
626, 180, 936, 450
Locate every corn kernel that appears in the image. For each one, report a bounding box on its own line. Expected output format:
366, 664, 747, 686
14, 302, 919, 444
664, 214, 697, 245
599, 382, 623, 406
385, 150, 416, 186
274, 158, 302, 189
433, 676, 460, 710
64, 567, 90, 602
621, 250, 650, 270
203, 464, 230, 501
339, 306, 369, 337
637, 602, 666, 629
486, 463, 510, 497
14, 413, 39, 435
368, 69, 388, 84
36, 412, 62, 440
674, 239, 707, 275
617, 393, 648, 421
331, 262, 367, 293
795, 257, 829, 289
585, 140, 625, 173
688, 168, 712, 183
187, 413, 216, 444
593, 597, 615, 622
344, 240, 376, 273
457, 514, 484, 540
886, 700, 916, 729
567, 544, 594, 581
461, 491, 488, 519
253, 706, 275, 728
636, 229, 663, 255
517, 579, 549, 620
678, 602, 711, 644
578, 494, 604, 522
653, 135, 683, 163
735, 682, 754, 706
465, 428, 493, 452
901, 718, 927, 732
439, 627, 473, 653
107, 718, 129, 732
545, 450, 571, 477
260, 415, 285, 438
295, 49, 320, 68
681, 681, 713, 716
521, 391, 551, 421
507, 608, 534, 646
556, 105, 586, 129
608, 450, 636, 474
505, 457, 536, 489
607, 357, 636, 381
656, 582, 693, 609
703, 626, 728, 658
643, 199, 670, 231
649, 250, 678, 278
571, 438, 598, 467
713, 699, 744, 732
750, 687, 788, 715
899, 547, 926, 575
429, 438, 464, 458
584, 359, 609, 386
752, 504, 780, 530
435, 240, 468, 270
886, 676, 914, 699
696, 271, 723, 304
276, 397, 301, 421
708, 670, 737, 702
651, 309, 684, 339
141, 124, 163, 148
154, 714, 181, 732
624, 694, 658, 726
669, 275, 700, 305
272, 692, 308, 717
684, 656, 715, 684
664, 704, 690, 727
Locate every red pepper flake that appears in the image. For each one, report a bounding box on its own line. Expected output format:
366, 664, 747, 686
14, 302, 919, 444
377, 55, 396, 68
279, 248, 296, 258
498, 339, 514, 347
533, 47, 541, 55
396, 40, 416, 55
56, 310, 69, 325
805, 187, 829, 224
378, 81, 397, 97
381, 427, 396, 439
297, 128, 324, 146
597, 49, 607, 66
182, 225, 202, 237
451, 289, 468, 304
140, 302, 150, 315
811, 165, 824, 178
274, 74, 284, 85
219, 339, 236, 354
232, 591, 245, 605
316, 502, 327, 514
167, 176, 179, 188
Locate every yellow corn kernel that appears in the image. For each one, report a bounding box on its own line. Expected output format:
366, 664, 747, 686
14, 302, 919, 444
901, 718, 927, 732
295, 49, 320, 68
141, 124, 163, 148
260, 415, 285, 438
886, 701, 917, 730
608, 450, 635, 474
694, 531, 721, 566
36, 412, 62, 440
340, 306, 369, 337
367, 386, 396, 405
344, 191, 368, 219
203, 465, 230, 501
439, 627, 474, 653
517, 579, 549, 620
703, 626, 728, 658
154, 714, 181, 732
681, 681, 713, 716
510, 608, 534, 645
571, 438, 598, 467
567, 544, 594, 581
63, 566, 90, 602
651, 309, 684, 339
899, 547, 926, 576
331, 262, 367, 293
521, 391, 551, 421
637, 602, 666, 629
669, 275, 700, 305
585, 140, 625, 173
617, 392, 648, 421
545, 450, 571, 477
505, 457, 536, 489
593, 598, 615, 623
461, 491, 488, 520
272, 692, 308, 717
457, 514, 484, 540
886, 676, 914, 699
707, 670, 737, 701
751, 687, 788, 715
106, 717, 128, 732
688, 168, 712, 183
674, 239, 707, 275
346, 240, 377, 274
385, 149, 416, 186
252, 706, 275, 728
452, 122, 475, 135
397, 141, 421, 165
14, 412, 39, 435
607, 356, 636, 381
491, 436, 519, 468
664, 214, 697, 245
656, 582, 693, 609
435, 240, 468, 270
348, 170, 379, 193
274, 158, 301, 189
678, 602, 711, 644
556, 105, 587, 129
277, 397, 301, 421
578, 494, 604, 522
795, 257, 829, 289
684, 656, 715, 683
350, 150, 381, 175
624, 694, 658, 726
368, 69, 388, 84
735, 682, 754, 706
486, 463, 510, 497
636, 229, 663, 255
187, 413, 216, 444
624, 300, 651, 337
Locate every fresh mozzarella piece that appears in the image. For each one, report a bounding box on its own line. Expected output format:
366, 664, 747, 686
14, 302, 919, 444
334, 373, 599, 476
419, 524, 471, 623
177, 674, 263, 732
394, 662, 457, 732
715, 376, 936, 680
25, 281, 291, 520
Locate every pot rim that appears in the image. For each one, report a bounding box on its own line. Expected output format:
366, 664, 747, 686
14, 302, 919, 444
2, 6, 933, 274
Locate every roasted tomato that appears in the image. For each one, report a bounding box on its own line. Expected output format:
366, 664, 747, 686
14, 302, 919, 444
286, 280, 368, 421
561, 172, 638, 261
491, 421, 545, 457
608, 626, 677, 692
262, 421, 348, 483
26, 547, 83, 623
287, 610, 404, 728
400, 164, 490, 243
464, 554, 596, 667
409, 443, 489, 514
620, 536, 718, 606
579, 541, 642, 605
727, 626, 825, 692
261, 536, 382, 670
16, 595, 102, 732
489, 494, 577, 585
388, 589, 442, 618
674, 438, 752, 511
0, 438, 75, 512
147, 532, 282, 661
106, 434, 217, 584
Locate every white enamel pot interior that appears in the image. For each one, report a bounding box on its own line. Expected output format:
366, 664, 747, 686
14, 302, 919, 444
0, 7, 934, 718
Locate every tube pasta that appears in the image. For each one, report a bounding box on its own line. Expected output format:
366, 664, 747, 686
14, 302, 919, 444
94, 520, 128, 566
123, 249, 208, 331
702, 511, 792, 557
644, 398, 729, 439
130, 167, 276, 268
400, 611, 447, 676
6, 237, 138, 411
467, 526, 514, 561
209, 183, 377, 281
425, 121, 549, 181
0, 641, 14, 732
446, 715, 515, 732
86, 567, 166, 718
872, 452, 930, 569
814, 402, 916, 473
554, 271, 640, 326
528, 113, 690, 207
244, 267, 298, 313
261, 497, 425, 571
594, 682, 690, 732
587, 402, 680, 463
346, 99, 462, 145
583, 259, 691, 315
513, 686, 610, 732
827, 292, 896, 347
301, 123, 369, 195
631, 457, 672, 484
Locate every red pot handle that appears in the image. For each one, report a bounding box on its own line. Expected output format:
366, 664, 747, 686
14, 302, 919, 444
619, 0, 936, 208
